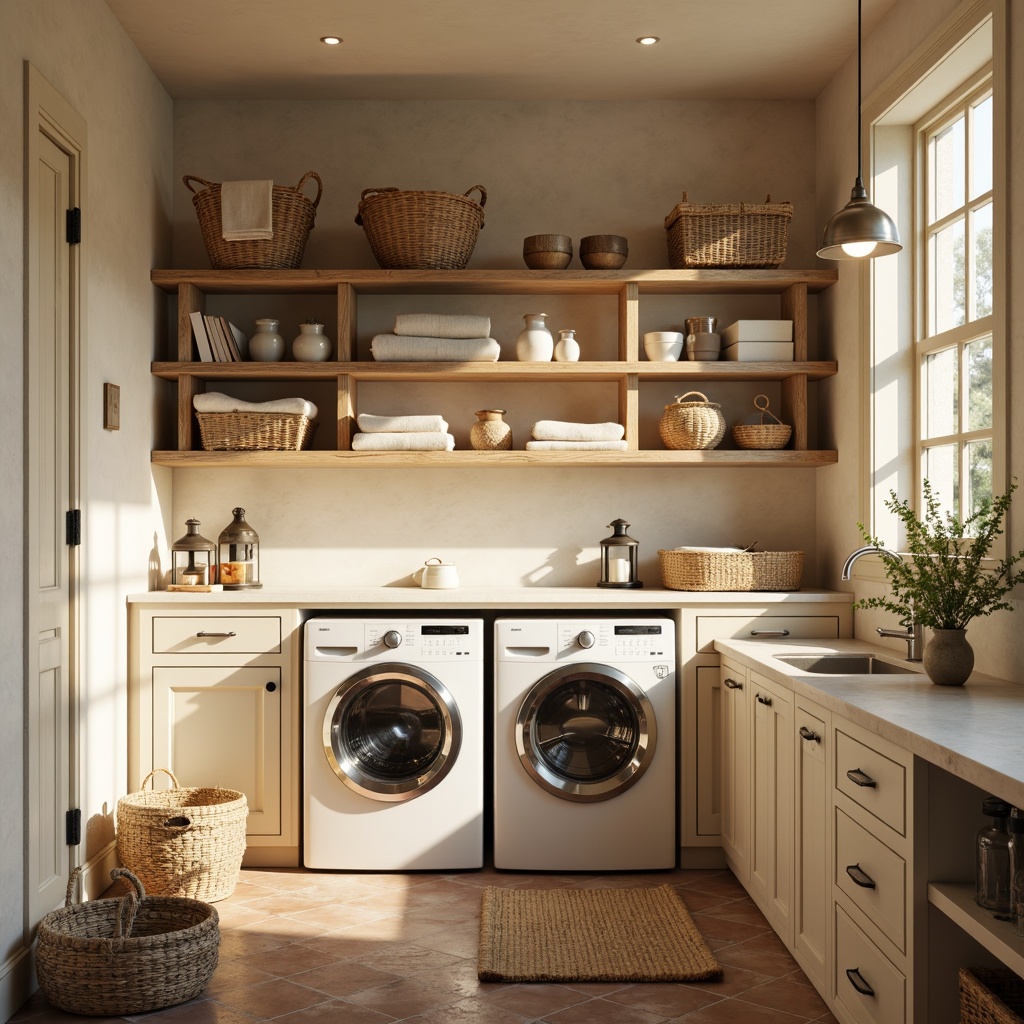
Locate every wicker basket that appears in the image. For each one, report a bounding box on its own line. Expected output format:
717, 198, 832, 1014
36, 867, 219, 1017
732, 394, 793, 450
664, 191, 793, 269
659, 548, 804, 591
659, 391, 726, 450
117, 768, 247, 902
961, 967, 1024, 1024
185, 172, 323, 270
196, 411, 316, 451
355, 185, 487, 269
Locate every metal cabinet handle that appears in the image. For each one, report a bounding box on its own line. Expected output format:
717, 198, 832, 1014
799, 725, 821, 743
265, 681, 277, 693
846, 768, 877, 788
756, 693, 773, 706
750, 629, 790, 637
846, 968, 875, 997
846, 863, 877, 889
196, 631, 236, 638
723, 677, 743, 690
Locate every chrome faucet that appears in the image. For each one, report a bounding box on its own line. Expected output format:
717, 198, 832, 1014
841, 546, 924, 662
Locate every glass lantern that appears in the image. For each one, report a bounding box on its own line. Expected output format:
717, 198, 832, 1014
598, 518, 643, 589
171, 517, 217, 587
218, 507, 261, 589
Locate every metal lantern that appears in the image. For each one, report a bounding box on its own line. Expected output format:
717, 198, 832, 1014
218, 507, 261, 589
598, 517, 643, 589
171, 517, 217, 587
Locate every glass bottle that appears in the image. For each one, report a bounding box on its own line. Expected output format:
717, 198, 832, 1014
976, 795, 1012, 913
1009, 808, 1024, 934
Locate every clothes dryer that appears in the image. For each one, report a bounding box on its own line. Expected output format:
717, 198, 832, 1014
304, 617, 483, 870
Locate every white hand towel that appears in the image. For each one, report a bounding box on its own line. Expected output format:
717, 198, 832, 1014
525, 440, 628, 451
370, 334, 501, 362
351, 432, 456, 451
531, 420, 625, 442
357, 413, 449, 433
193, 391, 317, 417
220, 180, 273, 241
394, 313, 491, 339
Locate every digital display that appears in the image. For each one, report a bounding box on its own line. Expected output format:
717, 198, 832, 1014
614, 625, 663, 635
421, 625, 470, 635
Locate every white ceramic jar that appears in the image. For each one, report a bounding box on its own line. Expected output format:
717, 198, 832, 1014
248, 318, 286, 361
516, 313, 554, 361
554, 328, 580, 362
292, 322, 333, 361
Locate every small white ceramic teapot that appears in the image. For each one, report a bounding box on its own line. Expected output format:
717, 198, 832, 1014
414, 557, 460, 589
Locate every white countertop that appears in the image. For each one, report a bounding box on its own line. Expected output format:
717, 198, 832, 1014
715, 636, 1024, 808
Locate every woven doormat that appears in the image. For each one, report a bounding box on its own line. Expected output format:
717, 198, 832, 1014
477, 884, 723, 983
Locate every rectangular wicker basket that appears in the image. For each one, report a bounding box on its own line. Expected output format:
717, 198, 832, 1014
196, 411, 316, 451
961, 967, 1024, 1024
659, 548, 804, 591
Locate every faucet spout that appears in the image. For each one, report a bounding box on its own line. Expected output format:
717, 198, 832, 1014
841, 545, 900, 581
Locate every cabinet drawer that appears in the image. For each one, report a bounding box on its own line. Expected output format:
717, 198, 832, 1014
696, 614, 840, 653
152, 616, 282, 655
834, 904, 906, 1024
835, 728, 906, 836
835, 808, 906, 952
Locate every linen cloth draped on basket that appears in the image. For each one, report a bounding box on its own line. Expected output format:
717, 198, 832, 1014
220, 180, 273, 240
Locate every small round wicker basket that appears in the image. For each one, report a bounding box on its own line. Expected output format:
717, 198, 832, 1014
659, 391, 726, 450
731, 394, 792, 450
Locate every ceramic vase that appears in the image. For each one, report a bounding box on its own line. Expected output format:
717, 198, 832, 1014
248, 318, 286, 362
554, 328, 580, 362
292, 322, 332, 361
516, 313, 554, 361
470, 409, 512, 450
923, 627, 974, 686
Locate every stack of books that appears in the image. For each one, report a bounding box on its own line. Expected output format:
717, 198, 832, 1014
189, 311, 247, 361
720, 320, 794, 361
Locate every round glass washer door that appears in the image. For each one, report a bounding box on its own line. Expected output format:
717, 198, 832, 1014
515, 663, 656, 803
323, 663, 461, 803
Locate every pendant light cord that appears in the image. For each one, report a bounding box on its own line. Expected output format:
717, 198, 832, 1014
856, 0, 864, 187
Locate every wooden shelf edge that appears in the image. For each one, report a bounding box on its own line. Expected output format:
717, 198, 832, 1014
928, 881, 1024, 977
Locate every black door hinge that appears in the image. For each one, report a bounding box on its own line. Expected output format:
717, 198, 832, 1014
66, 207, 81, 245
66, 808, 81, 846
66, 509, 81, 546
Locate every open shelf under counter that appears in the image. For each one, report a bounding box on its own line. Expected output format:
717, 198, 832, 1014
928, 881, 1024, 977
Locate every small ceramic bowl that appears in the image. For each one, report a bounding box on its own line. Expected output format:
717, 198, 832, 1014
644, 331, 684, 361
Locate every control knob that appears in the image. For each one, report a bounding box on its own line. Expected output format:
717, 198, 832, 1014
577, 630, 596, 649
382, 629, 402, 649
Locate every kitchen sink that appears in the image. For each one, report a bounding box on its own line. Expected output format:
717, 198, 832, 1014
774, 653, 918, 675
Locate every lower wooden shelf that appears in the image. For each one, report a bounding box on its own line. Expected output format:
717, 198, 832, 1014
928, 881, 1024, 977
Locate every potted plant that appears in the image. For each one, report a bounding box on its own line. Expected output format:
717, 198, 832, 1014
856, 479, 1024, 685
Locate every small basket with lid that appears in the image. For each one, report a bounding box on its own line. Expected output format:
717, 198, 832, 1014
659, 391, 726, 450
732, 394, 792, 450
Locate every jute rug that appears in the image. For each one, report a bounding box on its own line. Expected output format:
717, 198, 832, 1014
477, 884, 723, 983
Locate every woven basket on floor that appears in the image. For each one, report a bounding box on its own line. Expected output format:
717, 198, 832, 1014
664, 192, 792, 269
36, 867, 219, 1017
961, 967, 1024, 1024
659, 549, 804, 591
196, 411, 316, 451
659, 391, 726, 450
185, 172, 323, 269
117, 768, 247, 902
732, 394, 792, 450
355, 185, 487, 269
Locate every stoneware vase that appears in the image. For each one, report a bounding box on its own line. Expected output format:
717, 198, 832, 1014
470, 409, 512, 450
248, 318, 286, 361
515, 313, 554, 361
292, 322, 332, 361
554, 328, 580, 362
923, 627, 974, 686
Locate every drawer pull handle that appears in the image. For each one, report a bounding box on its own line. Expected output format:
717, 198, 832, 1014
723, 677, 743, 690
196, 631, 237, 638
845, 968, 875, 997
266, 681, 277, 693
846, 768, 877, 788
846, 863, 877, 889
756, 693, 773, 706
750, 629, 790, 637
799, 725, 820, 743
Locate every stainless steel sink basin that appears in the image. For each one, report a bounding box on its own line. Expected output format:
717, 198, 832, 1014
774, 653, 918, 675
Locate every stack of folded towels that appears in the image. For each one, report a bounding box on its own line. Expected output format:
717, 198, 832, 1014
193, 391, 318, 418
525, 420, 627, 450
371, 313, 501, 362
351, 412, 455, 451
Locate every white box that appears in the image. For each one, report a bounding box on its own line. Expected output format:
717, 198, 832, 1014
721, 319, 794, 345
722, 341, 794, 361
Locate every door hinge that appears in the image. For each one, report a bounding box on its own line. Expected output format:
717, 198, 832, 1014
66, 207, 81, 245
66, 508, 81, 546
66, 808, 82, 846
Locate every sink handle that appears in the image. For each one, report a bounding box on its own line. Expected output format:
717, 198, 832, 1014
846, 863, 877, 889
750, 629, 790, 637
723, 677, 743, 690
846, 968, 876, 997
846, 768, 877, 788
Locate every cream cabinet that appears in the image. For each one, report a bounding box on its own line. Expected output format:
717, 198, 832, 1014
128, 604, 301, 866
719, 656, 752, 883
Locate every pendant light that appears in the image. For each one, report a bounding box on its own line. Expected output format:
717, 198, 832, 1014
817, 0, 902, 260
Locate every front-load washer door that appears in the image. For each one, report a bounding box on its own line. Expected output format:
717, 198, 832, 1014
515, 663, 656, 803
323, 663, 461, 803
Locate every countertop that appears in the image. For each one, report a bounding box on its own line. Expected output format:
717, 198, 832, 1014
714, 636, 1024, 808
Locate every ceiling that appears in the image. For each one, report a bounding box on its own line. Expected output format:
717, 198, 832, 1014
104, 0, 900, 102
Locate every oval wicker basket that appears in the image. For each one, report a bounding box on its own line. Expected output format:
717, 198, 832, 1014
659, 548, 804, 591
36, 867, 219, 1017
732, 394, 792, 450
659, 391, 726, 450
355, 185, 487, 269
116, 768, 247, 903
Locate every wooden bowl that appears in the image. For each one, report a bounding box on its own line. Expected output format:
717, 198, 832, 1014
580, 234, 628, 255
581, 251, 628, 270
524, 250, 573, 269
524, 233, 572, 254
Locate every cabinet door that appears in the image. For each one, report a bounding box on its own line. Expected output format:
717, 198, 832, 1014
152, 665, 281, 836
695, 663, 723, 837
720, 662, 752, 883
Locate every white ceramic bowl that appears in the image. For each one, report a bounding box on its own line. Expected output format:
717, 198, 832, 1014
644, 331, 684, 361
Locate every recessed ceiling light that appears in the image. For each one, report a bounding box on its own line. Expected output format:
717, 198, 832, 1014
320, 36, 342, 45
636, 36, 660, 45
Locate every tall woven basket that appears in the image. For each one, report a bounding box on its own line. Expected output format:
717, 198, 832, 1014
117, 768, 247, 902
659, 391, 726, 450
36, 867, 219, 1017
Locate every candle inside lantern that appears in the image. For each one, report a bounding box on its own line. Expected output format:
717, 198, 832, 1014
607, 556, 631, 583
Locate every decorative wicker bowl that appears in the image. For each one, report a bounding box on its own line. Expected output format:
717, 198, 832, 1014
659, 391, 726, 450
732, 394, 792, 450
659, 549, 804, 591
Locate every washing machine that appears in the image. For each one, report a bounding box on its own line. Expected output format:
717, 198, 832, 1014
494, 616, 676, 871
303, 617, 484, 870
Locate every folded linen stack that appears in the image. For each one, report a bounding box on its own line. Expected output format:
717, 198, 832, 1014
525, 420, 627, 451
193, 392, 317, 417
371, 312, 500, 362
351, 412, 455, 451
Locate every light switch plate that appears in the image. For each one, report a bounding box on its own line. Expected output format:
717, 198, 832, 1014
103, 383, 120, 430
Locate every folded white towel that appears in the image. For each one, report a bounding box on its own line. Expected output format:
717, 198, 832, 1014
220, 180, 273, 241
370, 334, 501, 362
531, 420, 625, 442
351, 432, 456, 451
525, 440, 629, 451
193, 391, 317, 417
394, 313, 491, 339
356, 413, 449, 433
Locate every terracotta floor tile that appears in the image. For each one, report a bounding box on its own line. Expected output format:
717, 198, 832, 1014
127, 999, 258, 1023
604, 980, 725, 1017
233, 941, 345, 978
478, 981, 588, 1017
352, 942, 466, 977
737, 978, 830, 1019
289, 960, 402, 999
689, 911, 773, 944
270, 1000, 397, 1023
713, 942, 801, 978
212, 977, 332, 1018
399, 995, 535, 1024
342, 976, 464, 1018
542, 995, 669, 1023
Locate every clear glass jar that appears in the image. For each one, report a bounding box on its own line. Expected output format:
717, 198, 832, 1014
1009, 808, 1024, 933
976, 795, 1012, 913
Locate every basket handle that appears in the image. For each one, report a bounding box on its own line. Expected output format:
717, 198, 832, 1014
64, 866, 83, 907
139, 767, 180, 791
294, 171, 323, 208
354, 187, 400, 225
463, 185, 487, 208
675, 391, 710, 405
182, 175, 217, 195
115, 890, 140, 941
162, 814, 193, 830
753, 394, 784, 425
109, 867, 147, 900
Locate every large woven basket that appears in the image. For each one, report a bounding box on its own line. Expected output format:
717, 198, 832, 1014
961, 967, 1024, 1024
196, 411, 317, 451
36, 867, 219, 1017
355, 185, 487, 269
117, 768, 247, 902
732, 394, 792, 450
664, 191, 793, 269
659, 548, 804, 591
185, 172, 323, 269
659, 391, 726, 450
